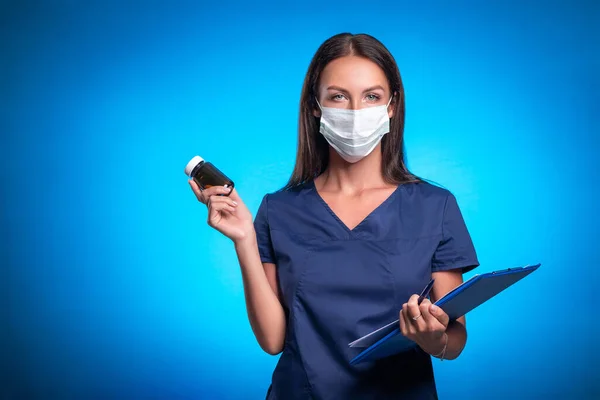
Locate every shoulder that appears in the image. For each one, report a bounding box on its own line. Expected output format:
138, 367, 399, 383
257, 182, 314, 218
391, 180, 458, 237
262, 182, 313, 206
396, 180, 459, 224
400, 179, 453, 203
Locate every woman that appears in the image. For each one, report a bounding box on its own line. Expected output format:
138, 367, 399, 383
189, 33, 479, 399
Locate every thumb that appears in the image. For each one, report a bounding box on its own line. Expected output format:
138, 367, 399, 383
429, 304, 450, 326
228, 187, 240, 201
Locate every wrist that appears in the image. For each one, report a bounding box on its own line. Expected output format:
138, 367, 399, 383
429, 332, 448, 360
233, 229, 257, 248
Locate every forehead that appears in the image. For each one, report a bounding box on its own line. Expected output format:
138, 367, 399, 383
320, 55, 389, 91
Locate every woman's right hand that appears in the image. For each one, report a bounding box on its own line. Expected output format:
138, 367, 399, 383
189, 180, 255, 243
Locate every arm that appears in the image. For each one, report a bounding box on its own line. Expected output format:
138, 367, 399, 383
403, 191, 478, 360
235, 235, 286, 355
188, 181, 286, 356
399, 269, 468, 360
427, 269, 467, 360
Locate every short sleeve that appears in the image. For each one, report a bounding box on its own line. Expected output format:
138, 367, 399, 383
254, 194, 276, 264
432, 193, 479, 273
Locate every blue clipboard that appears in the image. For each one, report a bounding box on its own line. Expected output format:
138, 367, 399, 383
349, 263, 541, 365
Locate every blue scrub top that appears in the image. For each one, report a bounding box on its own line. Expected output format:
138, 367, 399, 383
254, 180, 479, 400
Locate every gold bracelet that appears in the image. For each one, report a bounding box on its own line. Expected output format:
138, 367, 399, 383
432, 332, 448, 361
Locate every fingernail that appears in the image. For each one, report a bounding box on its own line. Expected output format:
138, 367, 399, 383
233, 201, 238, 206
430, 305, 438, 312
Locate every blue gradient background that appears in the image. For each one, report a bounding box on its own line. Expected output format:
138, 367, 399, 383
2, 1, 598, 399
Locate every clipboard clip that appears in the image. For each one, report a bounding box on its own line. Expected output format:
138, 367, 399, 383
491, 264, 530, 275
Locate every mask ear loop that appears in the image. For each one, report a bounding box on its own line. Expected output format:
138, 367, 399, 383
386, 94, 394, 108
385, 94, 395, 120
315, 98, 323, 111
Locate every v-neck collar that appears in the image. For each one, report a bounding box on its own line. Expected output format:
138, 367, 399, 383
308, 180, 402, 235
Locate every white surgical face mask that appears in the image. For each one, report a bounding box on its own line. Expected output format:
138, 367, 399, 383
316, 96, 393, 163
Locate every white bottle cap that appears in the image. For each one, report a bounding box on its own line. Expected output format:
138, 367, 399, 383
184, 155, 204, 176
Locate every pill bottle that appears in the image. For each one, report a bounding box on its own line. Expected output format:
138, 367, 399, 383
184, 156, 234, 196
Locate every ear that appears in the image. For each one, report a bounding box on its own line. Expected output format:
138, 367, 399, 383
388, 91, 397, 119
312, 100, 321, 118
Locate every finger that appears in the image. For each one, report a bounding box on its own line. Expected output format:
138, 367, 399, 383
407, 294, 426, 329
228, 187, 240, 201
429, 303, 450, 328
402, 303, 416, 335
189, 180, 205, 203
419, 299, 435, 327
202, 185, 233, 199
404, 307, 417, 336
210, 201, 236, 215
399, 309, 407, 336
208, 196, 238, 208
208, 206, 235, 225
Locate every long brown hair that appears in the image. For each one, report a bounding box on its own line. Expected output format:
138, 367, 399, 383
282, 33, 419, 191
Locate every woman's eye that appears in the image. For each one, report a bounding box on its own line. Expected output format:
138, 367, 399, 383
332, 94, 346, 101
366, 94, 381, 102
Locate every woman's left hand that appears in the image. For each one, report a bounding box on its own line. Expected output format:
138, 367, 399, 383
399, 295, 449, 356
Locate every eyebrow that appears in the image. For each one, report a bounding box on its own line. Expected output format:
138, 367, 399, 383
326, 85, 386, 93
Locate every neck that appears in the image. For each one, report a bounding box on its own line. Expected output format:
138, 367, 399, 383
318, 145, 388, 194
